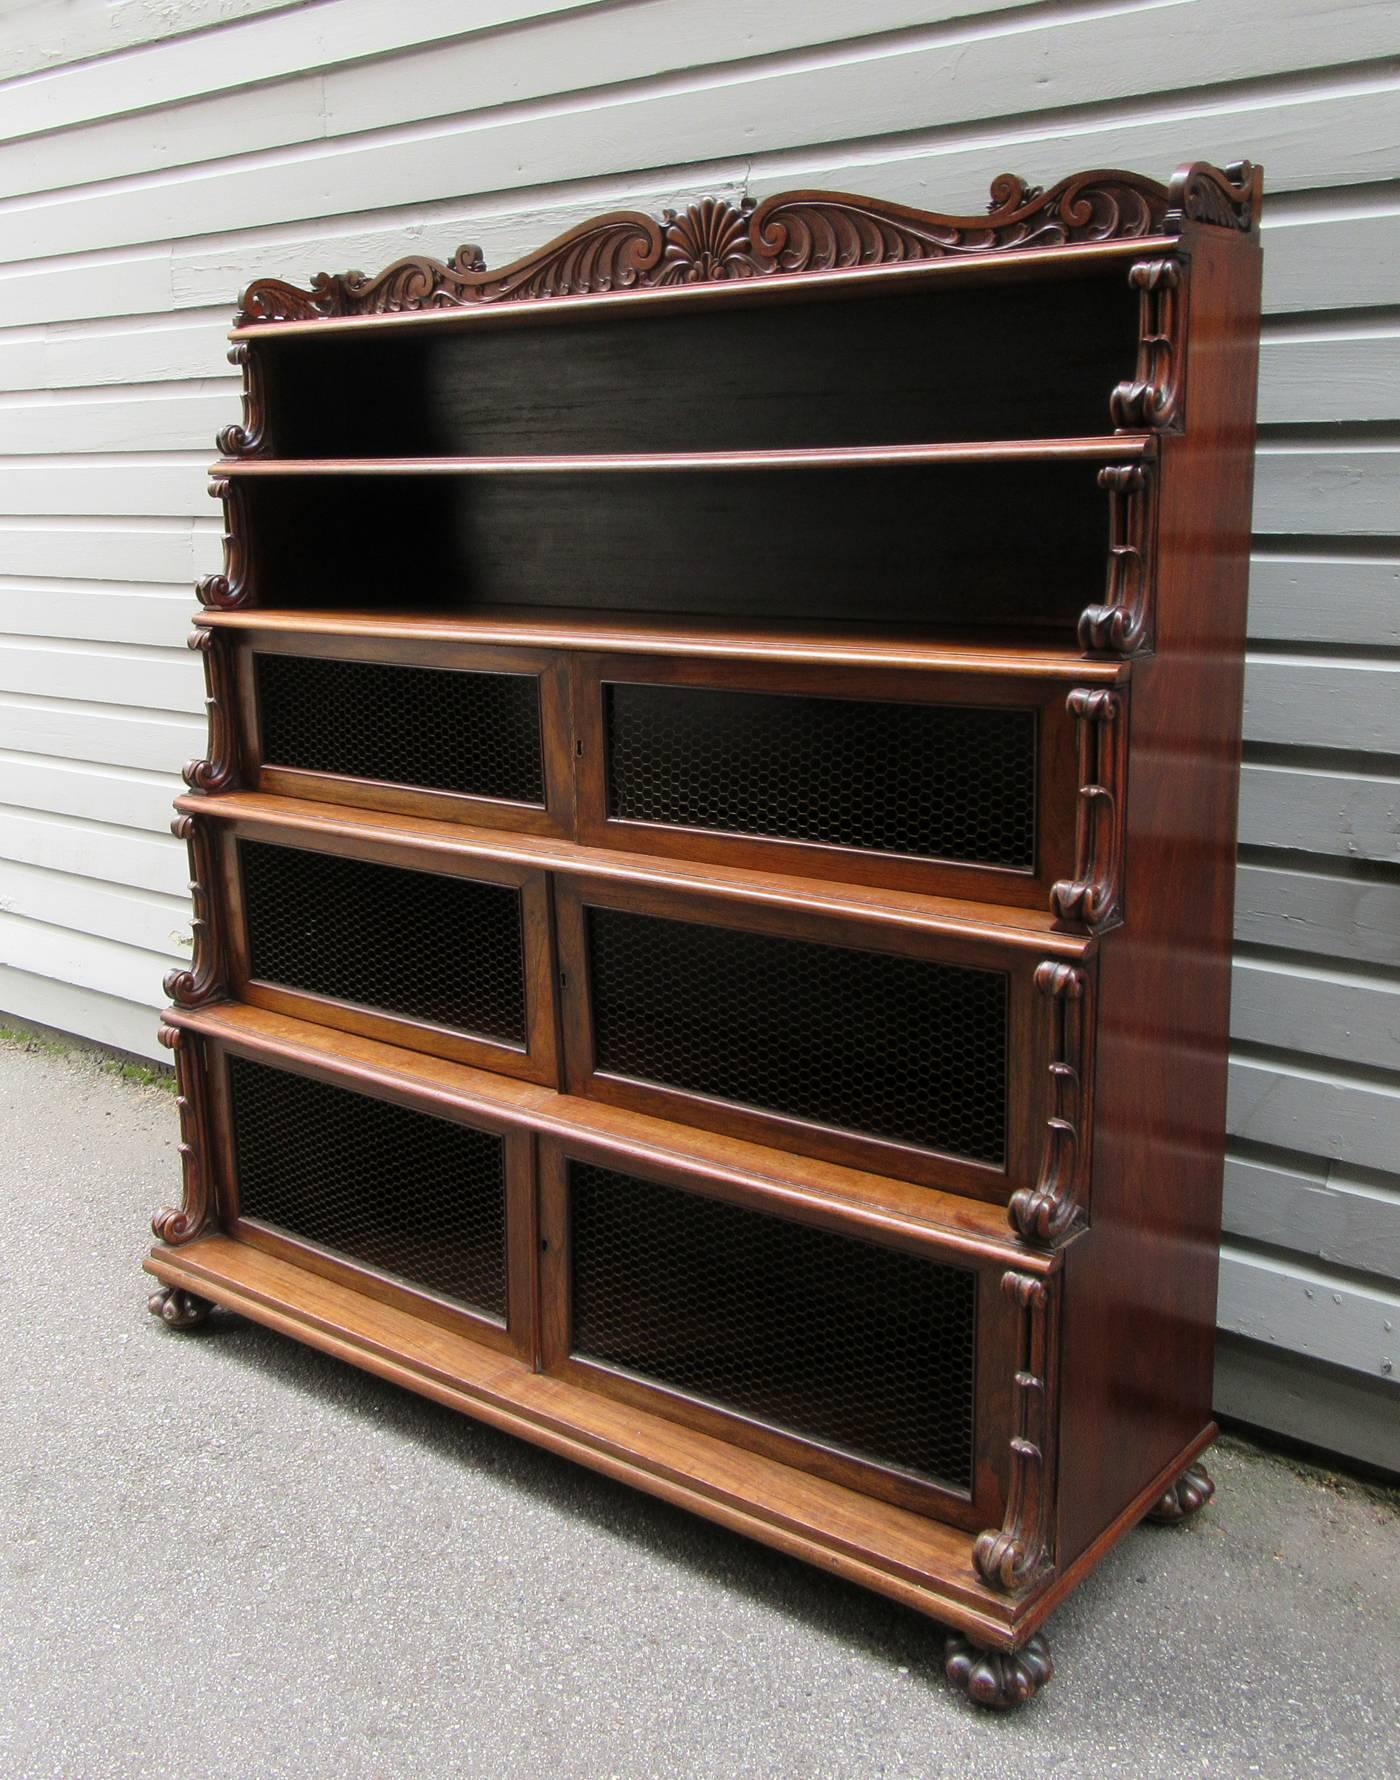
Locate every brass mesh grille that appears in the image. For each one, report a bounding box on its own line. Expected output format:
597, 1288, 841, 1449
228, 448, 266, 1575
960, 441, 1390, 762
586, 907, 1007, 1165
569, 1161, 976, 1489
240, 840, 527, 1044
254, 651, 545, 804
228, 1056, 508, 1318
605, 683, 1037, 869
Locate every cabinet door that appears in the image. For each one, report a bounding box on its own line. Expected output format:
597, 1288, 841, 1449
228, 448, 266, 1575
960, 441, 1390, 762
574, 654, 1085, 907
234, 630, 575, 833
213, 817, 560, 1084
206, 1041, 537, 1355
537, 1132, 1024, 1526
556, 874, 1093, 1203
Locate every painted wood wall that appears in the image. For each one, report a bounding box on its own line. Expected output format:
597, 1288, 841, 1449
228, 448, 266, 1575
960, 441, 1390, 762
1, 0, 1396, 1468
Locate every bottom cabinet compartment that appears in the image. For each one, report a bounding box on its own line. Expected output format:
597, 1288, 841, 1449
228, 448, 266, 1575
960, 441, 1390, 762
539, 1137, 1016, 1527
212, 1047, 536, 1354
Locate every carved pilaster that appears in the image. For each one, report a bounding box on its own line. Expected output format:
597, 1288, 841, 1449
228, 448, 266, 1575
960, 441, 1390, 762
1051, 689, 1127, 929
1111, 257, 1185, 431
182, 630, 239, 794
163, 815, 228, 1010
973, 1272, 1056, 1592
1079, 464, 1154, 655
150, 1024, 215, 1246
196, 475, 253, 610
1010, 964, 1090, 1246
215, 342, 269, 458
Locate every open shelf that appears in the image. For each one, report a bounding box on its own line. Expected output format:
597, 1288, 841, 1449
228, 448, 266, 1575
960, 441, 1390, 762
175, 788, 1098, 956
216, 437, 1153, 476
162, 997, 1059, 1266
195, 604, 1133, 680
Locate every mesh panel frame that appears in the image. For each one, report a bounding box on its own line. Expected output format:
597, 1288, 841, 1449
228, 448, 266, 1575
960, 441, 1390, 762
226, 1055, 510, 1321
604, 681, 1038, 870
239, 839, 529, 1046
253, 650, 547, 805
564, 1159, 978, 1493
584, 905, 1008, 1167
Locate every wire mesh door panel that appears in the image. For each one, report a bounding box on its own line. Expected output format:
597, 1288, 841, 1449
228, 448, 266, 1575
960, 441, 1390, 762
236, 631, 575, 833
212, 1045, 536, 1351
555, 877, 1055, 1200
573, 655, 1081, 905
218, 820, 560, 1082
538, 1138, 1018, 1524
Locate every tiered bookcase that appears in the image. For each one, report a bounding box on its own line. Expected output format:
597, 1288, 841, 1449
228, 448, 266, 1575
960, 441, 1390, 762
146, 161, 1263, 1709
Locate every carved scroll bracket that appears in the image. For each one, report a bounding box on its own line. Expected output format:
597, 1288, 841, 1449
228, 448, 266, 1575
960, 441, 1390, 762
196, 476, 253, 610
163, 815, 229, 1011
1165, 160, 1261, 234
215, 342, 269, 458
973, 1272, 1057, 1592
1079, 464, 1154, 655
1111, 257, 1185, 431
151, 1024, 215, 1246
1051, 689, 1127, 930
182, 630, 239, 794
1010, 963, 1090, 1246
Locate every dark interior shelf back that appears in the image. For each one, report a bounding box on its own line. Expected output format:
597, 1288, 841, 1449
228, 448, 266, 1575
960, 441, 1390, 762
260, 273, 1137, 455
242, 459, 1105, 634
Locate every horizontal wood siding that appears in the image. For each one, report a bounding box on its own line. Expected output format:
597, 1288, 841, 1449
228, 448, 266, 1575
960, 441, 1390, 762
1, 0, 1396, 1464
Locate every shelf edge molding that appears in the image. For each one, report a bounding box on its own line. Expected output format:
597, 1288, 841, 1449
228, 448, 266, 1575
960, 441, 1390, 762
232, 164, 1261, 327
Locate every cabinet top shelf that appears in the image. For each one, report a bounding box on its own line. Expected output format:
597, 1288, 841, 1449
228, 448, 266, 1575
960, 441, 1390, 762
194, 606, 1133, 681
214, 436, 1155, 478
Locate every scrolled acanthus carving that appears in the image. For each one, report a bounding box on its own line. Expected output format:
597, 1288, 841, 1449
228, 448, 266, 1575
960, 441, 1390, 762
1165, 160, 1261, 233
1010, 964, 1090, 1246
150, 1024, 215, 1246
1111, 257, 1185, 431
196, 476, 253, 610
233, 172, 1171, 323
973, 1271, 1056, 1592
215, 342, 269, 458
182, 630, 239, 794
1051, 689, 1127, 930
1079, 464, 1155, 655
163, 815, 229, 1011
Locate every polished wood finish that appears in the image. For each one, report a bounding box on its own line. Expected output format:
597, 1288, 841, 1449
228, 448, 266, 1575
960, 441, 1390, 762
148, 164, 1262, 1707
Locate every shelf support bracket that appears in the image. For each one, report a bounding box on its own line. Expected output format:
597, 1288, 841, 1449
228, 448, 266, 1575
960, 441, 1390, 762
973, 1271, 1057, 1592
1010, 962, 1091, 1246
1079, 464, 1154, 655
163, 815, 229, 1011
182, 629, 240, 794
1051, 689, 1127, 930
216, 342, 269, 458
150, 1024, 216, 1246
1111, 257, 1185, 432
196, 475, 253, 610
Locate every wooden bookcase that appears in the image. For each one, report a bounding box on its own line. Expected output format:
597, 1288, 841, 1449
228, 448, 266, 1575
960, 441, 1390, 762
146, 163, 1263, 1710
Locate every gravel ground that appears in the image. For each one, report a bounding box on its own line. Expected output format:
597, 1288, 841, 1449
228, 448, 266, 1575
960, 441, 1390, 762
1, 1034, 1396, 1780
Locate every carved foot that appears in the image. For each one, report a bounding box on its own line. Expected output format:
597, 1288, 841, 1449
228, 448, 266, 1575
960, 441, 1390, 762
1146, 1461, 1215, 1525
147, 1286, 213, 1330
944, 1631, 1053, 1710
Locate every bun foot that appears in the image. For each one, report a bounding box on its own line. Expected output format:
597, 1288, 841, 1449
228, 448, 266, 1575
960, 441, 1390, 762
147, 1285, 213, 1330
1146, 1460, 1215, 1525
944, 1631, 1053, 1710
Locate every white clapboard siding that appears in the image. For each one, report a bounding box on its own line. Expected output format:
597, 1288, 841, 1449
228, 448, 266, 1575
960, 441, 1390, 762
0, 0, 1395, 1467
